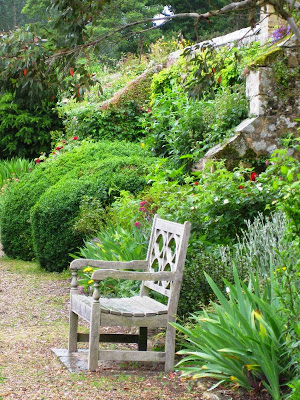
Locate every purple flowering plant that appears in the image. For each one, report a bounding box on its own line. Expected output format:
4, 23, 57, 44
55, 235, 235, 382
271, 25, 291, 43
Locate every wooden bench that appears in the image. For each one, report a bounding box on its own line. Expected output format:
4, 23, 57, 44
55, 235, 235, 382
68, 215, 191, 372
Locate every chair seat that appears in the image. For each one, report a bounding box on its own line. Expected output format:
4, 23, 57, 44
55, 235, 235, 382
72, 294, 168, 319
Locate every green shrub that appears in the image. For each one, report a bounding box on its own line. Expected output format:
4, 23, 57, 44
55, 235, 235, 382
0, 93, 61, 159
177, 242, 234, 318
0, 141, 150, 260
142, 84, 247, 165
73, 196, 107, 238
30, 155, 153, 272
260, 148, 300, 236
59, 100, 146, 142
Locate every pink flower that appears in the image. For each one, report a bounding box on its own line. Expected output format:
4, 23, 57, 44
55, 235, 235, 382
139, 207, 146, 212
250, 172, 258, 182
265, 160, 269, 165
147, 108, 151, 113
134, 221, 141, 228
73, 136, 78, 140
140, 200, 147, 207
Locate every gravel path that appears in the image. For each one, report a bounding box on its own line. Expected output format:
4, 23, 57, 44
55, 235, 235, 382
0, 259, 206, 400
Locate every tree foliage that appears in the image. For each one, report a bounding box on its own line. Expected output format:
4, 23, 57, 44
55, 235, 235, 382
0, 0, 299, 108
0, 0, 28, 31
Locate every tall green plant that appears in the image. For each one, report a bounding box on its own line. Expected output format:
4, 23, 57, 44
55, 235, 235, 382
0, 157, 34, 188
76, 224, 149, 262
173, 267, 294, 399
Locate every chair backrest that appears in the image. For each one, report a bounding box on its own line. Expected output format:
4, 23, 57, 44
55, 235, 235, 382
140, 215, 191, 310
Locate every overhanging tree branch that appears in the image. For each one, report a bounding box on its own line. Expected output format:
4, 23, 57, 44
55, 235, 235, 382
46, 0, 299, 61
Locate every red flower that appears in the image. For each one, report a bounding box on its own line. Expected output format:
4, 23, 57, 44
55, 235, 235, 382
147, 108, 152, 113
134, 221, 141, 228
250, 172, 258, 182
69, 68, 74, 77
194, 181, 199, 186
24, 68, 27, 76
212, 67, 215, 73
52, 152, 56, 155
238, 185, 244, 190
35, 158, 41, 164
56, 146, 61, 150
73, 136, 78, 140
218, 76, 222, 83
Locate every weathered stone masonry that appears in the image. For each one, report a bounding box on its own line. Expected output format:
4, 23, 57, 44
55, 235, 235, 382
194, 13, 300, 170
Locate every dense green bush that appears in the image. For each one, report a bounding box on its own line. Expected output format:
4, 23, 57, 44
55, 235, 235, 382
30, 155, 153, 272
59, 100, 146, 142
0, 141, 151, 261
142, 84, 248, 164
0, 93, 61, 159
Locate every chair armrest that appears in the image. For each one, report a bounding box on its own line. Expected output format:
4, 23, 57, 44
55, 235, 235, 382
91, 269, 176, 282
70, 259, 148, 271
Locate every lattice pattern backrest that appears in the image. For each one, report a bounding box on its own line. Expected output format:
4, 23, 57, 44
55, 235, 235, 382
142, 217, 188, 298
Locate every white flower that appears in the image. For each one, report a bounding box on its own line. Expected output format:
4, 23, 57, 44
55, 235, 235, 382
223, 199, 229, 204
226, 287, 230, 293
214, 197, 219, 202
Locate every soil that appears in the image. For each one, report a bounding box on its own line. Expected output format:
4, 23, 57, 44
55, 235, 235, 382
0, 258, 270, 400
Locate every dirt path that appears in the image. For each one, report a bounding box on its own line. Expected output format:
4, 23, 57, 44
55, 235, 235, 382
0, 259, 211, 400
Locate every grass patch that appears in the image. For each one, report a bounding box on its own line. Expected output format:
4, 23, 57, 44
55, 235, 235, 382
0, 258, 70, 280
70, 373, 88, 382
92, 377, 115, 390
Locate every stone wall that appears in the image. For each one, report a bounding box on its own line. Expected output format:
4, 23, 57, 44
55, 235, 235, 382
194, 34, 300, 171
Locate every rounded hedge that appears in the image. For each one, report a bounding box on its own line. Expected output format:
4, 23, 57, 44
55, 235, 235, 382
0, 141, 151, 260
30, 156, 153, 272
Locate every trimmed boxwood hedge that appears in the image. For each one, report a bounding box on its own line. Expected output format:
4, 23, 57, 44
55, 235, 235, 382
0, 141, 152, 261
30, 156, 153, 272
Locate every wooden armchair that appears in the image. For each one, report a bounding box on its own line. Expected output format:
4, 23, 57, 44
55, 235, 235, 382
68, 215, 191, 372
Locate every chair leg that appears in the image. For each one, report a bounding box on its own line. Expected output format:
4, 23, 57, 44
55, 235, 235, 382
138, 327, 147, 351
88, 303, 100, 371
68, 311, 78, 352
165, 324, 176, 372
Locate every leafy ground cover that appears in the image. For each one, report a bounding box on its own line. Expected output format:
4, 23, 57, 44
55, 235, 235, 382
0, 257, 269, 400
